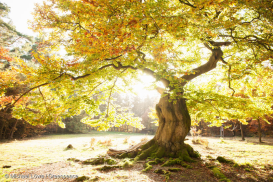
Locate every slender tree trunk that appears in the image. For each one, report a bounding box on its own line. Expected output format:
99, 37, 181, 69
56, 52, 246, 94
10, 120, 18, 139
3, 125, 7, 139
55, 122, 58, 133
22, 120, 27, 138
257, 118, 262, 143
0, 119, 5, 140
240, 122, 245, 141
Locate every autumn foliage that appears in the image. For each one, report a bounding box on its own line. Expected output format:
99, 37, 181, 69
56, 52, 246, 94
1, 0, 273, 142
0, 46, 13, 62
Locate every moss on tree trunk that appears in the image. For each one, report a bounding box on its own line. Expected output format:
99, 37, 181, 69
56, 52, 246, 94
108, 94, 199, 162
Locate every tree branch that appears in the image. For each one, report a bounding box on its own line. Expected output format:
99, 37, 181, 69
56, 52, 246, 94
220, 57, 235, 97
105, 55, 123, 61
180, 41, 231, 86
8, 73, 65, 109
106, 77, 118, 117
102, 58, 170, 87
179, 0, 197, 8
38, 88, 50, 116
9, 52, 169, 108
228, 65, 235, 96
86, 81, 107, 96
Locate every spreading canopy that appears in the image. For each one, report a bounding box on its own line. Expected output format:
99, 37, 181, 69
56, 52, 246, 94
9, 0, 273, 129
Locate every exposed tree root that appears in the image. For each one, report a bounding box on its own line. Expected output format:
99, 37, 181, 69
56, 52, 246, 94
108, 138, 200, 161
67, 158, 80, 162
142, 158, 165, 172
154, 169, 171, 181
68, 138, 199, 182
120, 159, 134, 168
75, 175, 90, 181
212, 167, 230, 182
168, 168, 182, 172
82, 158, 117, 165
75, 175, 100, 182
107, 138, 200, 174
99, 165, 120, 171
107, 139, 149, 158
154, 167, 184, 181
216, 156, 234, 164
115, 139, 201, 161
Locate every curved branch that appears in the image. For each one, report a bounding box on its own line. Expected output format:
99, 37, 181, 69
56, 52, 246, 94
38, 88, 50, 116
100, 59, 170, 87
220, 58, 235, 96
9, 54, 170, 108
180, 41, 231, 86
179, 0, 197, 8
106, 77, 118, 117
105, 55, 123, 61
8, 73, 65, 109
228, 65, 235, 96
8, 61, 137, 108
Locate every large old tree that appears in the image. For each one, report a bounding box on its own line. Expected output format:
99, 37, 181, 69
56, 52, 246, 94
7, 0, 273, 159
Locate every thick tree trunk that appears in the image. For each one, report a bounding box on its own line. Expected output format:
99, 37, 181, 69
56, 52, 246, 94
108, 94, 199, 161
154, 94, 191, 153
240, 122, 245, 141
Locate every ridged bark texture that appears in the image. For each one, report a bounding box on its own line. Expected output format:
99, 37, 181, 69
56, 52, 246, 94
154, 94, 191, 153
107, 94, 197, 160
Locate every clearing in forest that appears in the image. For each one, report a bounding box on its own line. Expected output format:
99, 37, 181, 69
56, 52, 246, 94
1, 132, 273, 182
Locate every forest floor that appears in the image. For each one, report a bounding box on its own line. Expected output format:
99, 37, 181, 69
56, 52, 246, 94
1, 132, 273, 182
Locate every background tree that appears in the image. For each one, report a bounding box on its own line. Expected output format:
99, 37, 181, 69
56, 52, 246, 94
9, 0, 273, 159
0, 2, 35, 139
0, 2, 31, 48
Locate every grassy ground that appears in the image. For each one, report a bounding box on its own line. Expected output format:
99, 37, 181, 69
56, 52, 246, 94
0, 132, 273, 182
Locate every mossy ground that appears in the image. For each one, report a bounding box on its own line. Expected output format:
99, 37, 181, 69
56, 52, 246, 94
1, 133, 273, 182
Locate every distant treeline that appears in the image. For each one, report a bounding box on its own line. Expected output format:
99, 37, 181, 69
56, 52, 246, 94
0, 93, 159, 140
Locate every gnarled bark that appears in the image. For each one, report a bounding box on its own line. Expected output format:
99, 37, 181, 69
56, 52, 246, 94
108, 41, 231, 163
154, 94, 191, 154
107, 41, 231, 160
108, 94, 199, 161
